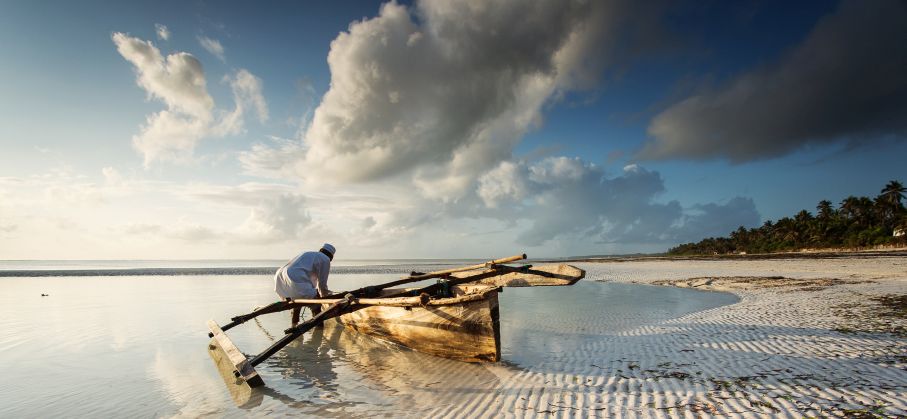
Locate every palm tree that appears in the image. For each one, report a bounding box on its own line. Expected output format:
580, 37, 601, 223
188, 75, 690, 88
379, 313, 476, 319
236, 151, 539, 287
880, 180, 906, 207
877, 180, 906, 227
816, 200, 834, 222
840, 196, 859, 220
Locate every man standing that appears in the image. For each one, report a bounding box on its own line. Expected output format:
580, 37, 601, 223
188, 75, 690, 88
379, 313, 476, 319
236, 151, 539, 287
274, 243, 335, 326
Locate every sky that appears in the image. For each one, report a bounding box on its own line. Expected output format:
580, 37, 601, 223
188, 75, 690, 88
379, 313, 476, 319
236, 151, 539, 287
0, 0, 905, 260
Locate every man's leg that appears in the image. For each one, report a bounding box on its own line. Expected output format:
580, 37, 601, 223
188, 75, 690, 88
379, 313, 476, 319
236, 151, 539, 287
290, 306, 301, 327
309, 304, 323, 327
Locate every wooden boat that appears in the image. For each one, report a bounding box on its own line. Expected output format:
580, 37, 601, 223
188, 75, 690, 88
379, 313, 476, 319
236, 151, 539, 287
323, 284, 501, 362
207, 254, 584, 387
312, 264, 585, 362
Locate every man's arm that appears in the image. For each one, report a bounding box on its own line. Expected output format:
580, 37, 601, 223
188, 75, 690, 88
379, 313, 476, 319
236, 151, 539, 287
315, 258, 331, 297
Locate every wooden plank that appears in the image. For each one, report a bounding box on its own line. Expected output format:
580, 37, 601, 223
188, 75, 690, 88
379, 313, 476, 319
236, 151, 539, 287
450, 263, 585, 287
291, 293, 430, 307
399, 253, 527, 280
206, 319, 264, 387
207, 338, 264, 407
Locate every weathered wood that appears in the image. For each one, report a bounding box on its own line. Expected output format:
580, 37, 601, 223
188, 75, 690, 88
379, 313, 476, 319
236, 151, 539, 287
400, 253, 527, 280
207, 338, 264, 407
205, 253, 582, 390
249, 295, 354, 368
291, 293, 431, 307
206, 320, 264, 387
214, 300, 293, 335
326, 286, 501, 362
319, 254, 526, 299
450, 263, 585, 287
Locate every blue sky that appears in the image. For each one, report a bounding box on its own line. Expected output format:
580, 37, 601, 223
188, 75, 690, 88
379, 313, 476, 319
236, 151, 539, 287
1, 0, 905, 259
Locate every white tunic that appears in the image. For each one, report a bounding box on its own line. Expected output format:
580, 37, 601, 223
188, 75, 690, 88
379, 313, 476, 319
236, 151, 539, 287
274, 251, 331, 299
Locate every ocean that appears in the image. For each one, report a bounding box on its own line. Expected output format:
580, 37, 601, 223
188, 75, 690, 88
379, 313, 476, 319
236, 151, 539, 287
0, 260, 737, 417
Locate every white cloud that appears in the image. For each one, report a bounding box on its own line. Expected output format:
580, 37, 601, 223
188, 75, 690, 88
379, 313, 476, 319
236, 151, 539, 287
112, 33, 267, 166
197, 36, 225, 62
155, 23, 170, 41
113, 33, 213, 117
224, 69, 268, 125
243, 0, 659, 201
233, 0, 757, 254
477, 161, 529, 208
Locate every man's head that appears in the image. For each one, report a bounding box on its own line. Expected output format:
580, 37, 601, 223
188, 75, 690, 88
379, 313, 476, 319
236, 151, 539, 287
320, 243, 336, 261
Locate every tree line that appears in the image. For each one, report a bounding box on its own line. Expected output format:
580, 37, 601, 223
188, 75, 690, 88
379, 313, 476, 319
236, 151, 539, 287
668, 180, 907, 255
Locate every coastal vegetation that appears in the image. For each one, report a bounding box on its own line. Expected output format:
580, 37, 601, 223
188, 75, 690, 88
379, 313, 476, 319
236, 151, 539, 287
669, 180, 907, 255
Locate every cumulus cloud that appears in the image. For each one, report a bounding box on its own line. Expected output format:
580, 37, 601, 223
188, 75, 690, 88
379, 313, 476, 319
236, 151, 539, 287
243, 0, 666, 199
113, 33, 267, 165
155, 23, 170, 41
197, 36, 225, 62
231, 0, 758, 251
397, 157, 760, 247
113, 33, 214, 117
476, 158, 757, 246
640, 0, 907, 162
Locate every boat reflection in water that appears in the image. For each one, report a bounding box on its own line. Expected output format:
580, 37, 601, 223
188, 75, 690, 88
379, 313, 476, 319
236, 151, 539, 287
210, 315, 515, 416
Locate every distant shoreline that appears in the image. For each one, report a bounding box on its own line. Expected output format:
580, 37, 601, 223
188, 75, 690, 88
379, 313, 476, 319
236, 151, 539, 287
556, 246, 907, 263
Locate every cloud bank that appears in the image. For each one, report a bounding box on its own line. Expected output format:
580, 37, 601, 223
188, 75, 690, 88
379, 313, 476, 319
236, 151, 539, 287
235, 0, 760, 250
245, 0, 664, 197
640, 0, 907, 162
477, 158, 759, 246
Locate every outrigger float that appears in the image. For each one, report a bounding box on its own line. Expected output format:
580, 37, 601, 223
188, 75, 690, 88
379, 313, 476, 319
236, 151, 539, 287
207, 254, 584, 387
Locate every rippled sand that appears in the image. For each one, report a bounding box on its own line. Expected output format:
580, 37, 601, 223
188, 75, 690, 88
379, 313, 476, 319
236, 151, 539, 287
555, 256, 907, 417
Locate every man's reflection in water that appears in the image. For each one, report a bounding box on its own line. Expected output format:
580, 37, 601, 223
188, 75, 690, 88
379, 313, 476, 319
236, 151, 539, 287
279, 327, 339, 392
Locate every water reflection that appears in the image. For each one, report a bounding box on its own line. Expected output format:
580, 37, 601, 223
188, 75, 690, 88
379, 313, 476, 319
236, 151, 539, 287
207, 341, 264, 408
206, 280, 737, 416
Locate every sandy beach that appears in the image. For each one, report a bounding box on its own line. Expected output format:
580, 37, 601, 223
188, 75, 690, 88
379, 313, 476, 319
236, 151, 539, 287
525, 256, 907, 418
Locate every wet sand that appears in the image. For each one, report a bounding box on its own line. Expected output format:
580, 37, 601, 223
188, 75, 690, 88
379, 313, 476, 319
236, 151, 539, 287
569, 256, 907, 417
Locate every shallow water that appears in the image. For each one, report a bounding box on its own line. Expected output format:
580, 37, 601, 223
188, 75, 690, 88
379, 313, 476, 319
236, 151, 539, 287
0, 270, 737, 417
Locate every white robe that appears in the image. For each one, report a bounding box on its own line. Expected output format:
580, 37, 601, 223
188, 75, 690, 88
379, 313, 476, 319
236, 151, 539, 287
274, 251, 331, 299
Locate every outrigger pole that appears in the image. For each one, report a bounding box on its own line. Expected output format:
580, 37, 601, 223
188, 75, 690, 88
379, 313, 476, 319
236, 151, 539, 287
207, 254, 530, 387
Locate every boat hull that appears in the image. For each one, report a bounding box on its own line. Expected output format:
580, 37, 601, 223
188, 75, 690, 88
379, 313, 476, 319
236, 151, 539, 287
326, 286, 501, 362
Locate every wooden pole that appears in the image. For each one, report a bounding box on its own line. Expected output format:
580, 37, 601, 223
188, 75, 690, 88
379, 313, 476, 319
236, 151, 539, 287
248, 294, 354, 368
292, 293, 430, 307
321, 253, 526, 298
402, 253, 527, 280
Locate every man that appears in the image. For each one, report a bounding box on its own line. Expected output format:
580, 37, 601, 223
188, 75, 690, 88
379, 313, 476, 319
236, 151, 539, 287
274, 243, 335, 326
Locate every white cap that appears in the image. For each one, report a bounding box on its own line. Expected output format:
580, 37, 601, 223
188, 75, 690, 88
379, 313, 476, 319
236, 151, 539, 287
321, 243, 336, 257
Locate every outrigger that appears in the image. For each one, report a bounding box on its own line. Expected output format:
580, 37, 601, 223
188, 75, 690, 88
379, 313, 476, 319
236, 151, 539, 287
207, 253, 584, 387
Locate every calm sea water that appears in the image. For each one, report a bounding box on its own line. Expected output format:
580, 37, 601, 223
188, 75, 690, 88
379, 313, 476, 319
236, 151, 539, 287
0, 261, 737, 417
